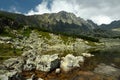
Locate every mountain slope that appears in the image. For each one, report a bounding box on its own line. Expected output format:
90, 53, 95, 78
29, 11, 95, 35
0, 10, 120, 39
100, 20, 120, 30
97, 20, 120, 38
0, 10, 100, 41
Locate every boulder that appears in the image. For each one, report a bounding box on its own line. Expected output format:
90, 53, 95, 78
36, 54, 60, 72
60, 54, 84, 72
3, 57, 24, 72
22, 50, 37, 58
23, 57, 36, 71
0, 71, 25, 80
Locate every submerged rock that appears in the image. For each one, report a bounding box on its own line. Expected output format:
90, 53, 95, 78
60, 54, 84, 72
94, 63, 120, 77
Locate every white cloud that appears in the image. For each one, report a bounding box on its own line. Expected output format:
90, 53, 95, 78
90, 15, 112, 25
27, 1, 50, 15
9, 6, 21, 14
26, 0, 120, 25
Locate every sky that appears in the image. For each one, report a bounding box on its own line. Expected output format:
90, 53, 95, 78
0, 0, 120, 25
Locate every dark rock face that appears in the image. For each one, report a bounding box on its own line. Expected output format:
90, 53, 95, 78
100, 20, 120, 30
9, 73, 26, 80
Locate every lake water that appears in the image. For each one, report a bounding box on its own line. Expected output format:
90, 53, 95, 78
81, 45, 120, 71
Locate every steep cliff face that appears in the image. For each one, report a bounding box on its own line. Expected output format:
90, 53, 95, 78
30, 11, 95, 36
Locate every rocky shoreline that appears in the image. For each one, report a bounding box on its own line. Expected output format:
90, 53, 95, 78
0, 32, 120, 80
0, 50, 85, 80
0, 51, 120, 80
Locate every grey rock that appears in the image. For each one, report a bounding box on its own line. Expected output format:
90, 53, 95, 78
0, 74, 8, 80
0, 71, 25, 80
22, 50, 37, 58
81, 53, 94, 57
0, 70, 9, 74
60, 54, 84, 72
55, 68, 61, 74
36, 54, 60, 72
38, 78, 44, 80
22, 50, 37, 71
23, 56, 36, 71
23, 64, 36, 71
27, 74, 37, 80
3, 57, 24, 72
0, 64, 6, 70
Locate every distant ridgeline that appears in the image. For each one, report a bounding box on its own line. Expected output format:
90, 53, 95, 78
0, 10, 120, 42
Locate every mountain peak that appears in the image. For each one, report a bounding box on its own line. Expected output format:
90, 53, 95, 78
58, 11, 68, 14
57, 11, 76, 18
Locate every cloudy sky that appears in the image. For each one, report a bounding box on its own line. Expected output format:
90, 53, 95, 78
0, 0, 120, 25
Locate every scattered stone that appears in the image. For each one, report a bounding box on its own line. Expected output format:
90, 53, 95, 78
38, 78, 44, 80
27, 74, 38, 80
55, 68, 61, 74
60, 54, 84, 72
81, 53, 94, 57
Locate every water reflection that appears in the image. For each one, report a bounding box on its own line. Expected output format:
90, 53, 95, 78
82, 45, 120, 71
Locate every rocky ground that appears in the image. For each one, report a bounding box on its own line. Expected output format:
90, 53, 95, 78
0, 30, 119, 80
0, 51, 120, 80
